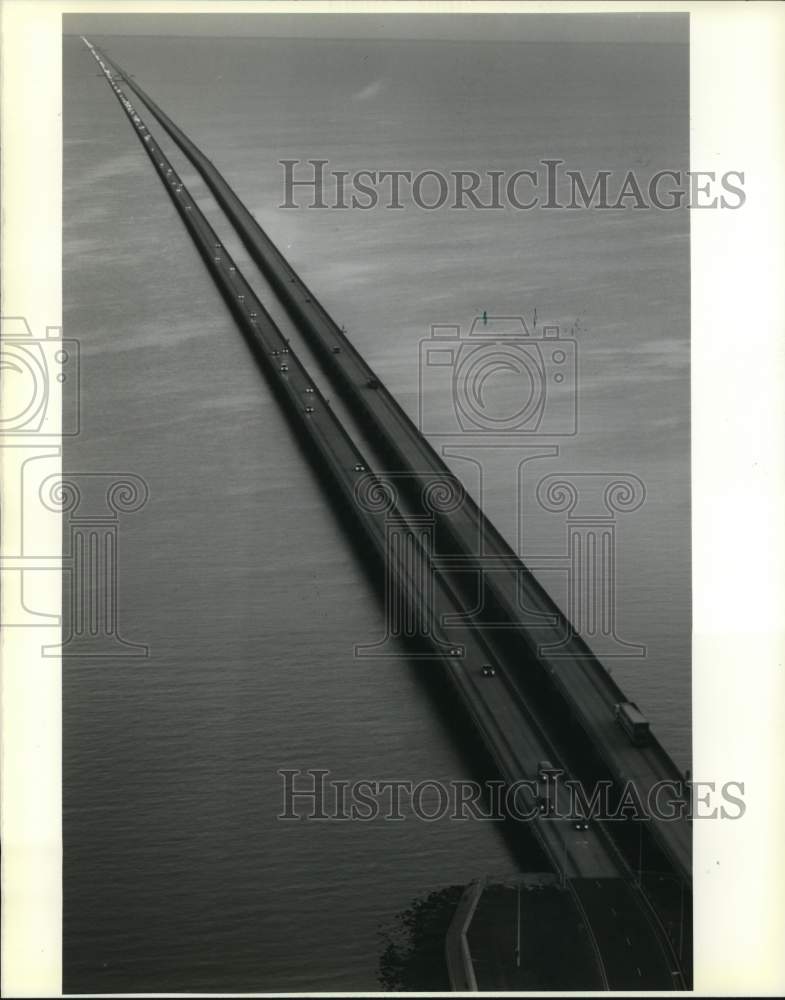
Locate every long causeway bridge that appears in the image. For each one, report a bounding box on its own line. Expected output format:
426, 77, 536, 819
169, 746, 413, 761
83, 37, 693, 990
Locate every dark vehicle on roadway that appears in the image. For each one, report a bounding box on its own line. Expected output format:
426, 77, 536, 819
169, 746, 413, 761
614, 701, 651, 746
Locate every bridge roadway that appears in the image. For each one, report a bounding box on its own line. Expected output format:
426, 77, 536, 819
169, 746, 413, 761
460, 876, 681, 991
95, 45, 692, 886
84, 39, 635, 888
569, 877, 682, 990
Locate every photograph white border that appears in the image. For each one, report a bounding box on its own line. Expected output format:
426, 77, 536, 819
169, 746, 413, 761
1, 1, 783, 995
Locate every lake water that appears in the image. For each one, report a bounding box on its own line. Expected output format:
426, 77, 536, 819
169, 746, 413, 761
63, 31, 689, 992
